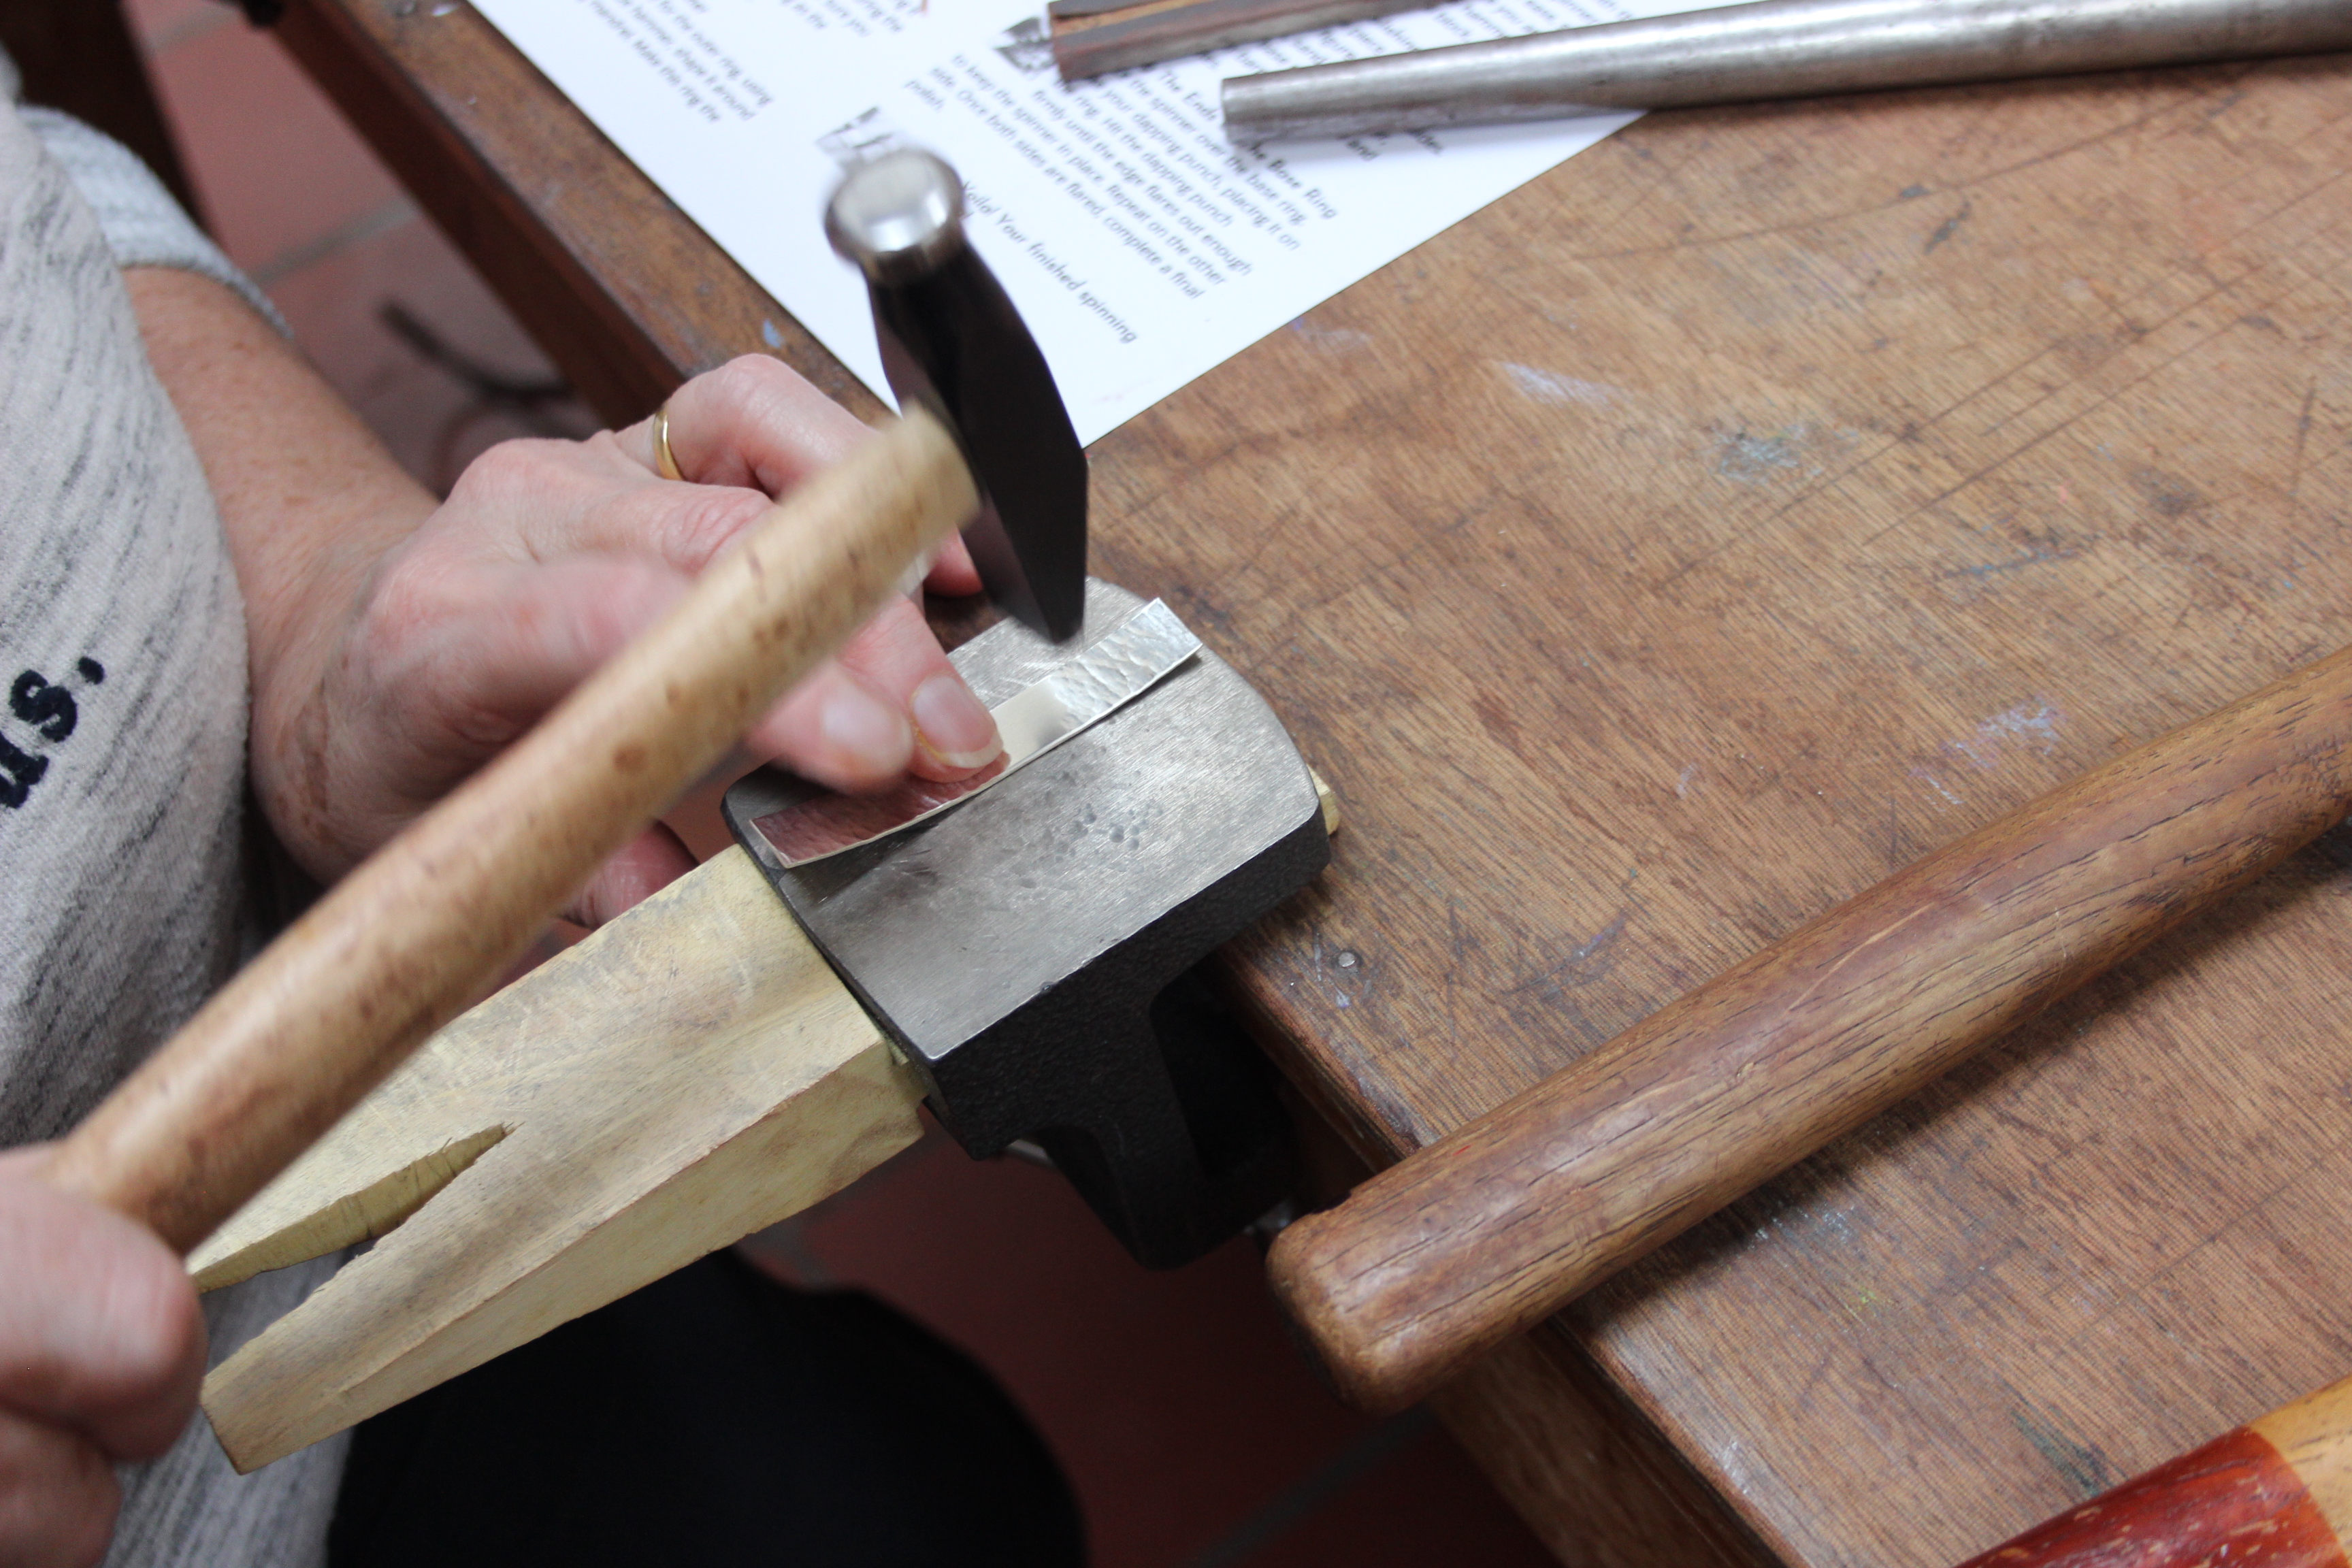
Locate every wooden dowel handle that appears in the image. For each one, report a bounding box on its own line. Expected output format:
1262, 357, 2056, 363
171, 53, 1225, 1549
1270, 647, 2352, 1413
40, 410, 978, 1254
1950, 1374, 2352, 1565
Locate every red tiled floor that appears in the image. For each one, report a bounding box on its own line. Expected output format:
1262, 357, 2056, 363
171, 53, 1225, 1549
135, 12, 405, 277
122, 0, 224, 51
265, 216, 595, 487
119, 7, 1561, 1563
129, 3, 593, 492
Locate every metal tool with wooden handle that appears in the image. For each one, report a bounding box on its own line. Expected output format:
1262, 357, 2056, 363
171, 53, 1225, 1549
38, 149, 1088, 1256
1269, 647, 2352, 1413
1947, 1369, 2352, 1565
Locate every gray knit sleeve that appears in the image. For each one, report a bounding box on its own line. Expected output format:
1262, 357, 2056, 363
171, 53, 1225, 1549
17, 106, 288, 333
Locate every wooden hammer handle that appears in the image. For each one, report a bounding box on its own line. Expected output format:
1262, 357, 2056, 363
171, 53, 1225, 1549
41, 411, 977, 1254
1270, 647, 2352, 1414
1950, 1372, 2352, 1565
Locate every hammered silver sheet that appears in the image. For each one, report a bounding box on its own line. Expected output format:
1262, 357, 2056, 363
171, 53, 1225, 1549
751, 599, 1200, 866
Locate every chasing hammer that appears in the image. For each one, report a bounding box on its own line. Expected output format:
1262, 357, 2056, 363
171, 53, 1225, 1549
1221, 0, 2352, 144
36, 150, 1088, 1256
1271, 646, 2352, 1414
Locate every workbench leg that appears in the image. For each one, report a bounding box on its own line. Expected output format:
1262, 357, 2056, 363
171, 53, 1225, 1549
1430, 1328, 1778, 1568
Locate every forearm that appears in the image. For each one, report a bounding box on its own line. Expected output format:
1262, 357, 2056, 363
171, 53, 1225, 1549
115, 287, 998, 911
123, 267, 435, 870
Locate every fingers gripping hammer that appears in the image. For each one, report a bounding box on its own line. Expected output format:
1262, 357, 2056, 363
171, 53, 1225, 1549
39, 152, 1092, 1257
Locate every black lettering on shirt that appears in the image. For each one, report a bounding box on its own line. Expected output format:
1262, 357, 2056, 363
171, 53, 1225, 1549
0, 733, 46, 808
0, 659, 103, 808
10, 670, 76, 742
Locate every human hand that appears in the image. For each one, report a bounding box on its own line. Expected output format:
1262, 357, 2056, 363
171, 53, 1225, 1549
248, 356, 1004, 926
0, 1148, 204, 1568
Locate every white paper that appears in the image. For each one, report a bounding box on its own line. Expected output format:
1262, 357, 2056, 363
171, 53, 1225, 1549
476, 0, 1708, 442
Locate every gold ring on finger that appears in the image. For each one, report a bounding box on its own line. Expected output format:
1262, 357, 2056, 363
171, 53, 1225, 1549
652, 402, 686, 482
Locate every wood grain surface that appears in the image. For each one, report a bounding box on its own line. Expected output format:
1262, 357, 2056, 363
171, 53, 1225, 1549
282, 5, 2352, 1563
1178, 56, 2352, 1568
1273, 646, 2352, 1413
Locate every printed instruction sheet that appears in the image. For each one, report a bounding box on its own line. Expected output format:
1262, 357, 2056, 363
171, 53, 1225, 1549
476, 0, 1710, 443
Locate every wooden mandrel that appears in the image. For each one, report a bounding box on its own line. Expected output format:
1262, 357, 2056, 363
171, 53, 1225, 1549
1270, 645, 2352, 1414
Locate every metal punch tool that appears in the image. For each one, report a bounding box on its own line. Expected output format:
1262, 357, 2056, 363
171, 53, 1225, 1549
1222, 0, 2352, 144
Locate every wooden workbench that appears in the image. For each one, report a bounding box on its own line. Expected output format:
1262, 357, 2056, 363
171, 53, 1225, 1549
276, 5, 2352, 1561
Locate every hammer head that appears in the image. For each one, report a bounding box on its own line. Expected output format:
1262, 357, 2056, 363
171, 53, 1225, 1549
725, 582, 1331, 1266
827, 150, 1089, 642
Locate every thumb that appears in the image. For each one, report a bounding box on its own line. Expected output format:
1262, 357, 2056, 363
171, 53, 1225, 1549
561, 823, 698, 929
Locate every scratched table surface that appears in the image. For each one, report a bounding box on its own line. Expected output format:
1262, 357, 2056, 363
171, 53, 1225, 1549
280, 5, 2352, 1562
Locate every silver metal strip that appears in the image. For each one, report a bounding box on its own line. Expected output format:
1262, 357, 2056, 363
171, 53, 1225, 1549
751, 598, 1203, 866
